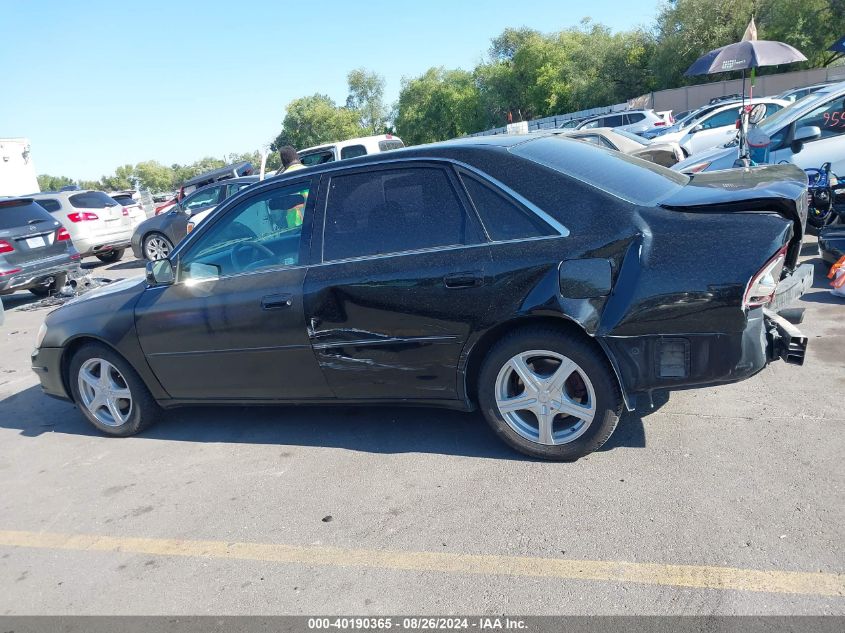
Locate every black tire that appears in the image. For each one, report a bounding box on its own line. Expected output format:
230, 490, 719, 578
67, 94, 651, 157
28, 272, 67, 297
68, 342, 162, 437
477, 326, 622, 461
96, 248, 125, 263
142, 232, 173, 261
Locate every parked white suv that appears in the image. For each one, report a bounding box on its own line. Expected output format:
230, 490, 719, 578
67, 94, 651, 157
298, 134, 405, 167
31, 190, 144, 262
575, 110, 665, 134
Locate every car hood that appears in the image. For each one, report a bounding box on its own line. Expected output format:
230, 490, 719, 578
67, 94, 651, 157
64, 276, 146, 308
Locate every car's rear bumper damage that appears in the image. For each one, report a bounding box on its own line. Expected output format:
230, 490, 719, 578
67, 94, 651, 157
0, 255, 80, 294
602, 305, 807, 405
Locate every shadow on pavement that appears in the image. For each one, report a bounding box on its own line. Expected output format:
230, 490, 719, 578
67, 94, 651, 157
1, 384, 652, 460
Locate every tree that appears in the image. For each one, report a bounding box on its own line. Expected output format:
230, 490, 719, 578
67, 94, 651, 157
134, 160, 173, 193
100, 164, 135, 192
346, 68, 389, 135
395, 68, 486, 145
36, 174, 74, 192
273, 94, 361, 150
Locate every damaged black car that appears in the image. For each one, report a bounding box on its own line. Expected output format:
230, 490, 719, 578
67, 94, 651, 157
32, 135, 811, 460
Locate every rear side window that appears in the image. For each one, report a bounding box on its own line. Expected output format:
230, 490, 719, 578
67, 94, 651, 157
0, 199, 53, 230
35, 199, 61, 213
69, 192, 118, 208
625, 113, 646, 123
604, 115, 625, 127
323, 167, 478, 261
378, 140, 405, 152
300, 150, 334, 166
340, 145, 367, 160
460, 173, 556, 241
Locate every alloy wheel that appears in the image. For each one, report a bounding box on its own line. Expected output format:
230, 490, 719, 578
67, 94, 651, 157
77, 358, 133, 427
494, 350, 596, 446
144, 235, 171, 260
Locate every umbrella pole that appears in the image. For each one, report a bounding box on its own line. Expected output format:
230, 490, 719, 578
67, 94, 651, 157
740, 69, 748, 164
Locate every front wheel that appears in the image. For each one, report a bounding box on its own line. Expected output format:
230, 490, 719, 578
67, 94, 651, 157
478, 327, 622, 461
143, 233, 173, 261
96, 248, 125, 263
68, 343, 161, 436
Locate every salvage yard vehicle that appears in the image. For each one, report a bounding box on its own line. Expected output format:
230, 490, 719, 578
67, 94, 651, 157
32, 136, 811, 460
298, 134, 405, 167
131, 177, 258, 261
674, 81, 845, 174
575, 109, 665, 134
0, 197, 80, 296
561, 127, 684, 167
30, 190, 139, 263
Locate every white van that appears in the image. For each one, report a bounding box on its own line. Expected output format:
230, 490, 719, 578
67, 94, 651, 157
298, 134, 404, 166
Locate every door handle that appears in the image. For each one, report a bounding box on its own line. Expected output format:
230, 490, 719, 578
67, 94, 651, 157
443, 271, 483, 288
261, 294, 293, 310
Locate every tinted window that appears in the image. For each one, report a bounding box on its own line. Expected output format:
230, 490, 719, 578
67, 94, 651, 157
512, 135, 688, 206
378, 140, 405, 151
625, 113, 646, 123
604, 115, 625, 127
35, 199, 61, 213
699, 108, 740, 130
69, 192, 119, 208
340, 145, 367, 160
182, 182, 311, 280
461, 173, 556, 241
323, 167, 476, 261
227, 182, 254, 197
112, 195, 136, 206
300, 150, 334, 166
0, 200, 53, 230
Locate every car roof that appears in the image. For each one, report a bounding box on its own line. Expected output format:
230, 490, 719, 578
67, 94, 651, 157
183, 162, 253, 187
30, 189, 109, 199
186, 176, 259, 195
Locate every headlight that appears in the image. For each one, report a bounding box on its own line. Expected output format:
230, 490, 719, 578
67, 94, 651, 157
35, 323, 48, 349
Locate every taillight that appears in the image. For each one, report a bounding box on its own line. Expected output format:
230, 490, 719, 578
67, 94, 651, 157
122, 207, 130, 216
743, 245, 789, 309
57, 228, 71, 241
654, 121, 666, 126
0, 239, 14, 254
67, 212, 99, 222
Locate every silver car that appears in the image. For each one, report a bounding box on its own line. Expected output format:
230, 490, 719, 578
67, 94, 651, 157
575, 110, 665, 134
31, 190, 143, 262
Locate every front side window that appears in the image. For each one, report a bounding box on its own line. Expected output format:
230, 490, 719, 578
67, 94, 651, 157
698, 108, 740, 130
340, 144, 367, 160
183, 186, 222, 212
793, 96, 845, 141
460, 173, 556, 242
322, 167, 477, 261
180, 182, 311, 281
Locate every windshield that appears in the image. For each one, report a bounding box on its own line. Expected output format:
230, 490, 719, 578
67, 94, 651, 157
512, 135, 688, 206
759, 90, 833, 136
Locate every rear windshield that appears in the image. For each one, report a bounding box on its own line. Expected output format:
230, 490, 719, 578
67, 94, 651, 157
35, 199, 62, 213
378, 139, 405, 152
511, 135, 689, 206
69, 191, 119, 209
0, 199, 52, 230
112, 195, 136, 206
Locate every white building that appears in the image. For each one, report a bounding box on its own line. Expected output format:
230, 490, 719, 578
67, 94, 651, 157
0, 138, 39, 197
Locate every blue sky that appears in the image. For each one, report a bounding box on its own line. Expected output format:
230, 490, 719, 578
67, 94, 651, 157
1, 0, 658, 180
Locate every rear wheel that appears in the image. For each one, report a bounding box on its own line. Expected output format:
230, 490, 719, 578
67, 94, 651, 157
96, 249, 125, 263
478, 327, 622, 461
68, 343, 161, 436
143, 233, 173, 261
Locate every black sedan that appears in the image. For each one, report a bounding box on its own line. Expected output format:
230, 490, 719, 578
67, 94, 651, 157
32, 136, 810, 460
130, 176, 258, 261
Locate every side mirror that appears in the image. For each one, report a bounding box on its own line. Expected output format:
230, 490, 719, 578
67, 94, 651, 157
790, 126, 820, 155
145, 259, 175, 286
691, 124, 704, 134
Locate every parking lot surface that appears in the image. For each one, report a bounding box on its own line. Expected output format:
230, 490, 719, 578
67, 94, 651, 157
0, 244, 843, 615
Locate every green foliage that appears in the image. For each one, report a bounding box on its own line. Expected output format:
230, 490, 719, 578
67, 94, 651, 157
273, 94, 362, 151
100, 164, 135, 192
36, 174, 74, 192
394, 68, 485, 145
134, 161, 173, 193
347, 68, 389, 135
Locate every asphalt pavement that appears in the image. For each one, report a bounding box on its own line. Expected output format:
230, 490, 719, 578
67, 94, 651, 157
0, 242, 842, 615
